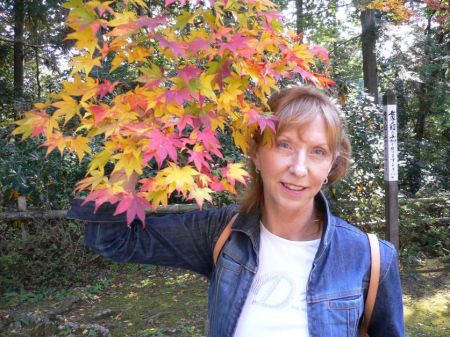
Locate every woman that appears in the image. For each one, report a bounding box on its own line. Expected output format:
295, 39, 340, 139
68, 86, 404, 337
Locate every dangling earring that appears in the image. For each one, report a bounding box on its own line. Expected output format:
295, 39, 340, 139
323, 177, 329, 185
255, 167, 260, 174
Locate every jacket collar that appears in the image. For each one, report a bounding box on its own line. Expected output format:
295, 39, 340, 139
232, 191, 335, 261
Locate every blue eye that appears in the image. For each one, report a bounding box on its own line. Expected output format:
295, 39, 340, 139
277, 141, 290, 149
313, 148, 326, 156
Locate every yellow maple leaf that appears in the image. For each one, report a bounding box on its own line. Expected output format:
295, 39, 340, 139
88, 148, 113, 172
76, 170, 107, 192
218, 77, 245, 108
137, 63, 162, 84
198, 73, 217, 102
66, 26, 99, 54
128, 46, 152, 63
112, 151, 143, 178
221, 178, 236, 194
145, 189, 169, 209
226, 163, 249, 185
52, 95, 80, 124
70, 135, 92, 162
62, 74, 98, 101
111, 53, 126, 72
188, 186, 213, 209
107, 10, 136, 27
232, 129, 249, 153
70, 53, 101, 75
292, 43, 315, 64
155, 163, 198, 195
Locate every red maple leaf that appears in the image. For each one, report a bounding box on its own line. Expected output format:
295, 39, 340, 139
88, 105, 109, 125
187, 148, 212, 171
188, 38, 210, 52
164, 88, 193, 105
193, 128, 223, 159
83, 188, 120, 212
97, 80, 119, 99
209, 176, 225, 192
114, 193, 151, 225
247, 108, 277, 134
143, 129, 181, 167
261, 11, 283, 24
218, 34, 254, 54
154, 34, 187, 57
177, 66, 202, 84
175, 114, 200, 135
136, 16, 167, 30
310, 45, 330, 63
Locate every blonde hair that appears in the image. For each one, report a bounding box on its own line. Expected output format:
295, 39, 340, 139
239, 86, 352, 213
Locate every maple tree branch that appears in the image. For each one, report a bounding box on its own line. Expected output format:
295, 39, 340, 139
0, 204, 207, 221
0, 34, 41, 48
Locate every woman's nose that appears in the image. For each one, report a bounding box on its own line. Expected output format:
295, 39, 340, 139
289, 151, 307, 176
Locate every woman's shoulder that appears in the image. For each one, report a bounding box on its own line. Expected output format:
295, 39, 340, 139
331, 214, 398, 265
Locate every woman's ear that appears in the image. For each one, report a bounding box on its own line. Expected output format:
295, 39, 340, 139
251, 149, 260, 172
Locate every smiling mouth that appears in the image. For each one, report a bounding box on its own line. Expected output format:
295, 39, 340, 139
281, 182, 306, 191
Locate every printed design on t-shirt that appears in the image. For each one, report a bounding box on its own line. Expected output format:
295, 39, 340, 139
249, 272, 302, 309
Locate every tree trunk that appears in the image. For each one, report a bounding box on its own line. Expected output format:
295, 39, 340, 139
35, 47, 41, 99
295, 0, 304, 39
13, 0, 25, 100
360, 9, 378, 104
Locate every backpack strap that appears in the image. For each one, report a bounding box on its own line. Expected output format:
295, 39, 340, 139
360, 233, 381, 337
213, 213, 239, 265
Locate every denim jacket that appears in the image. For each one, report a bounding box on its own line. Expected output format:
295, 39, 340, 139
67, 193, 404, 337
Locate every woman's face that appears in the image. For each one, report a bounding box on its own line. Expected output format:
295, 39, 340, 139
252, 114, 334, 216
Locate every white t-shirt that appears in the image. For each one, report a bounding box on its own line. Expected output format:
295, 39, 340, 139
233, 223, 320, 337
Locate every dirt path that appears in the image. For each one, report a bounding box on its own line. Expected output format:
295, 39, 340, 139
1, 260, 449, 337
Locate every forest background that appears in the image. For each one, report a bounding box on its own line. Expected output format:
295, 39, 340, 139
0, 0, 448, 336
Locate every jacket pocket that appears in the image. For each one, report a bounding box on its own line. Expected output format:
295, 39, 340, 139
326, 293, 363, 337
219, 251, 243, 273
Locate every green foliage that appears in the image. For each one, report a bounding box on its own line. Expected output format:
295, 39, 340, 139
398, 194, 450, 261
327, 86, 385, 228
378, 6, 449, 195
0, 219, 111, 298
0, 125, 86, 210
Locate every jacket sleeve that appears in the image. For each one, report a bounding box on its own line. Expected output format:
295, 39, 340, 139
368, 241, 405, 337
67, 199, 238, 278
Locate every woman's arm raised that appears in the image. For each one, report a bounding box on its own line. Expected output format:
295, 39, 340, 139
67, 171, 238, 278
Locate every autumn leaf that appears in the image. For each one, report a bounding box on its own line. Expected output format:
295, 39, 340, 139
222, 163, 249, 185
70, 52, 101, 75
113, 193, 151, 224
155, 163, 199, 195
66, 26, 99, 54
188, 186, 213, 208
143, 129, 180, 167
187, 145, 212, 171
52, 95, 81, 124
70, 135, 92, 161
42, 132, 67, 155
76, 170, 108, 192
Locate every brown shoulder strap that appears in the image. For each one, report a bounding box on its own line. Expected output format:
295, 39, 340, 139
360, 233, 381, 337
213, 213, 239, 265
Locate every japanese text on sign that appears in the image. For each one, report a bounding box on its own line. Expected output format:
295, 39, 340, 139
384, 105, 398, 181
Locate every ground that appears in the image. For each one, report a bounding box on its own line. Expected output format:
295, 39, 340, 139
0, 259, 448, 337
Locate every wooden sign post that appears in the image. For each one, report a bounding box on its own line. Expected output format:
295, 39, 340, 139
383, 90, 399, 249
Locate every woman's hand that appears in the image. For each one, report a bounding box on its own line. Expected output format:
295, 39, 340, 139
110, 170, 139, 193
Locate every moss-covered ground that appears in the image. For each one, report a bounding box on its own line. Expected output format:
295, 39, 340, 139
1, 259, 448, 337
